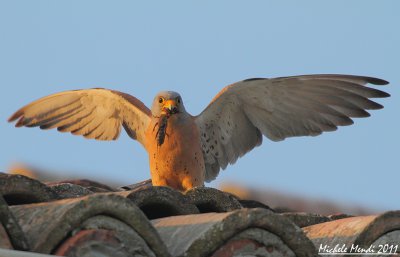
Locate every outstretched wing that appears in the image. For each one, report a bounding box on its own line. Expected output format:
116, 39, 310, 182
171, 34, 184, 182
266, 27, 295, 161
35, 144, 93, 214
8, 88, 151, 146
195, 75, 390, 182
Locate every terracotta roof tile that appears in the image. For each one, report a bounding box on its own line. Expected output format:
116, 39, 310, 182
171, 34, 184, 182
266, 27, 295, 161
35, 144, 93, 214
0, 173, 399, 257
46, 179, 116, 193
9, 193, 169, 256
0, 173, 59, 205
281, 212, 332, 228
185, 187, 242, 213
116, 186, 199, 219
304, 211, 400, 252
47, 183, 94, 199
152, 208, 316, 257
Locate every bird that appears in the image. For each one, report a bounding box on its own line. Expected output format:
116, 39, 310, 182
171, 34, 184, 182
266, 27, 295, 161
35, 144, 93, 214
8, 74, 390, 191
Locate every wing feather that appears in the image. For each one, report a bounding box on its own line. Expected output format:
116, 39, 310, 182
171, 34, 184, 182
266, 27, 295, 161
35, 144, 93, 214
39, 107, 84, 130
195, 74, 389, 182
9, 88, 151, 146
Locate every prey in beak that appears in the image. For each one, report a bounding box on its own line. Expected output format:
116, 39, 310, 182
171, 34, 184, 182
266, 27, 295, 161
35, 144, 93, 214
154, 99, 179, 147
162, 99, 179, 116
155, 114, 168, 147
152, 93, 183, 147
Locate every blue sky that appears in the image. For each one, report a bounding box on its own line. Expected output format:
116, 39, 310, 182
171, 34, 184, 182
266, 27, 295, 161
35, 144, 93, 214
1, 1, 398, 211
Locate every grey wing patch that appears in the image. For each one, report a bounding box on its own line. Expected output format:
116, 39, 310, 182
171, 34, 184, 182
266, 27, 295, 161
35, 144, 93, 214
196, 74, 389, 182
197, 98, 263, 182
277, 74, 389, 86
241, 78, 267, 82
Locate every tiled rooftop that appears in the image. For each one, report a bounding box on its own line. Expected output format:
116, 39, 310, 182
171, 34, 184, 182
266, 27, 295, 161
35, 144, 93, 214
0, 172, 398, 257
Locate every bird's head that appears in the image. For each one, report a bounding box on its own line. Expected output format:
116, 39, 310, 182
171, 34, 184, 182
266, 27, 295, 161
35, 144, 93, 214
151, 91, 186, 117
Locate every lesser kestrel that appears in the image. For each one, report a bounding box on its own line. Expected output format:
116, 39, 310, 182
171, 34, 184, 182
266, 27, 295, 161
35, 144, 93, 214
8, 75, 389, 191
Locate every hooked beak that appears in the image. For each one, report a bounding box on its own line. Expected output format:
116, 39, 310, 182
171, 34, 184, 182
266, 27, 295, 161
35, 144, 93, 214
162, 100, 179, 115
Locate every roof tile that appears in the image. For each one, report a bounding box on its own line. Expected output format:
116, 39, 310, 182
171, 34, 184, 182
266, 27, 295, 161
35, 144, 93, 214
152, 208, 316, 257
0, 173, 398, 256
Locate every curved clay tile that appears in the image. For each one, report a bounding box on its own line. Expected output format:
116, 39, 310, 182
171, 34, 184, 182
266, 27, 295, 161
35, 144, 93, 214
238, 199, 274, 211
118, 179, 153, 191
0, 223, 12, 250
46, 179, 115, 193
0, 196, 29, 250
9, 193, 170, 257
47, 183, 94, 199
152, 208, 316, 257
185, 187, 242, 213
304, 211, 400, 254
0, 173, 58, 205
328, 213, 355, 220
281, 212, 331, 228
117, 186, 199, 219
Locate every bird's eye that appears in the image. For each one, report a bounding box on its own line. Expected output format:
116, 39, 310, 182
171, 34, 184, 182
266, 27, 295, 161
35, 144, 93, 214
158, 97, 164, 104
177, 97, 181, 104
